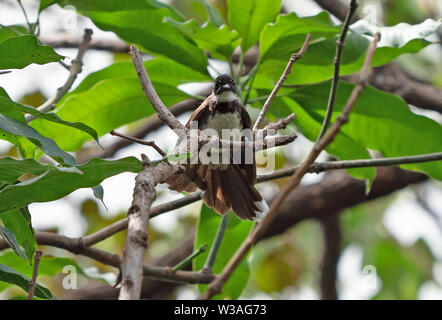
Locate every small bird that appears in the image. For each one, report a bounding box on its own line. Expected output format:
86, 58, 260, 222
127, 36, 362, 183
169, 74, 269, 221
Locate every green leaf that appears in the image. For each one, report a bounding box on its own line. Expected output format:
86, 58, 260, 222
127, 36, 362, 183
363, 239, 433, 299
0, 114, 76, 165
0, 226, 27, 260
0, 263, 56, 299
0, 95, 100, 145
165, 19, 240, 60
1, 209, 36, 262
0, 25, 28, 42
32, 58, 204, 151
58, 0, 208, 74
259, 12, 339, 62
200, 0, 225, 27
227, 0, 282, 52
39, 0, 59, 12
288, 81, 442, 180
194, 205, 253, 299
0, 157, 81, 185
0, 35, 63, 70
0, 251, 87, 278
0, 157, 142, 214
256, 14, 439, 86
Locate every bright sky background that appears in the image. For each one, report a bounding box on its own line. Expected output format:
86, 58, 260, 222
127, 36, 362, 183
0, 0, 441, 299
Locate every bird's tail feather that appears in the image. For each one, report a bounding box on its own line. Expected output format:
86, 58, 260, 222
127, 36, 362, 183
204, 165, 268, 221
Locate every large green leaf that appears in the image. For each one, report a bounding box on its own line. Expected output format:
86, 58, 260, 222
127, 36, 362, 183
0, 157, 142, 215
227, 0, 281, 52
165, 19, 240, 60
1, 209, 36, 262
256, 14, 440, 86
0, 226, 27, 260
194, 205, 253, 299
0, 95, 99, 144
0, 35, 63, 69
32, 57, 206, 151
57, 0, 208, 74
0, 157, 80, 185
0, 263, 56, 299
287, 81, 442, 180
0, 251, 87, 278
0, 25, 28, 42
0, 114, 76, 165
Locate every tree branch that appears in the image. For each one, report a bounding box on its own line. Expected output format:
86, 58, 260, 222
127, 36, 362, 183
27, 250, 43, 300
110, 130, 166, 157
253, 34, 311, 130
129, 45, 187, 138
118, 155, 155, 299
25, 29, 93, 122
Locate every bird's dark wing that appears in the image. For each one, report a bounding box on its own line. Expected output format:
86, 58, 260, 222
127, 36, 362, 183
185, 94, 216, 129
235, 100, 256, 185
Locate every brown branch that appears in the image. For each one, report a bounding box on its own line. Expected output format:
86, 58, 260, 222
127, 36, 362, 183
27, 250, 43, 300
129, 45, 187, 138
319, 215, 341, 300
110, 130, 166, 157
26, 29, 93, 122
199, 31, 381, 300
119, 155, 155, 300
253, 34, 311, 130
313, 0, 359, 22
40, 34, 129, 53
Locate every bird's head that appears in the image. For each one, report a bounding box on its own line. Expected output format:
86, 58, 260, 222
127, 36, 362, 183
213, 74, 237, 102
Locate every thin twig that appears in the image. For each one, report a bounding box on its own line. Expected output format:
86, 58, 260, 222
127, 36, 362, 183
172, 244, 208, 272
129, 45, 187, 139
119, 154, 155, 300
317, 0, 358, 139
0, 71, 11, 75
17, 0, 32, 33
199, 32, 381, 300
27, 250, 43, 300
110, 130, 166, 157
252, 34, 311, 131
25, 29, 93, 122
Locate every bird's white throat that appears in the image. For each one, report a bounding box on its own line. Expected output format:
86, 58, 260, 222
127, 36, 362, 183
216, 90, 237, 102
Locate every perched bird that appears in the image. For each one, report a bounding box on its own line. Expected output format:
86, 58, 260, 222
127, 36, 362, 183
169, 74, 269, 221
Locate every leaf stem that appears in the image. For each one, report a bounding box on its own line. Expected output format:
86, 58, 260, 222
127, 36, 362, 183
172, 244, 208, 272
203, 212, 230, 270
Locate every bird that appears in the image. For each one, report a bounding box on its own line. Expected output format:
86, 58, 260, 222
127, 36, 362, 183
168, 74, 269, 221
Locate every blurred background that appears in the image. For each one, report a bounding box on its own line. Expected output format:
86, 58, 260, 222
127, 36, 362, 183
0, 0, 441, 300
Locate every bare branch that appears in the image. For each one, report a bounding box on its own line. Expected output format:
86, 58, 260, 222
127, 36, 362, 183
119, 155, 155, 300
253, 34, 311, 130
313, 0, 359, 22
25, 29, 93, 122
318, 0, 358, 139
129, 45, 186, 138
199, 32, 381, 300
40, 34, 129, 53
110, 130, 166, 157
27, 250, 43, 300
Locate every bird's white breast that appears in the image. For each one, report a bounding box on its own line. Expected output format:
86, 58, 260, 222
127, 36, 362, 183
202, 112, 242, 137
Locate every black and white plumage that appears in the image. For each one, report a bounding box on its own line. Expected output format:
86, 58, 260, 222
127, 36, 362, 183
169, 74, 269, 221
